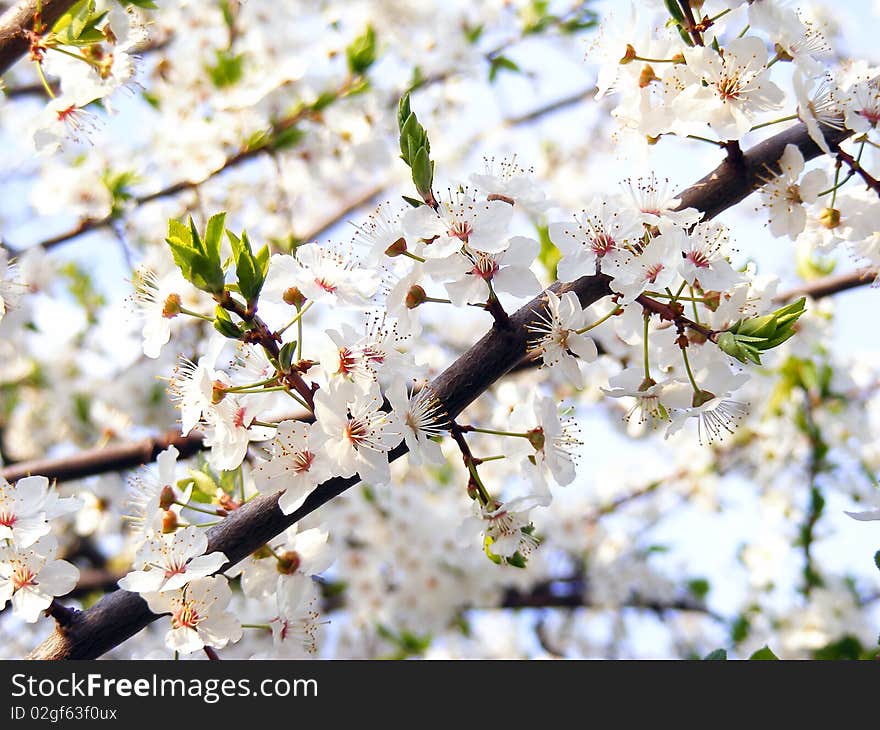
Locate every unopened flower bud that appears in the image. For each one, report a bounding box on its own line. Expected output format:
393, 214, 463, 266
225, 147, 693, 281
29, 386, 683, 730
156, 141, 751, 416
218, 493, 239, 511
385, 237, 408, 257
159, 485, 176, 511
162, 293, 182, 319
405, 284, 427, 309
276, 550, 302, 575
283, 286, 306, 307
162, 509, 178, 533
620, 43, 637, 64
638, 64, 658, 88
819, 207, 840, 229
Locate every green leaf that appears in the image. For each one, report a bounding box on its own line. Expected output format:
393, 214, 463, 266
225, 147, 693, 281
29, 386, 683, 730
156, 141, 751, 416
687, 578, 710, 600
206, 49, 246, 88
279, 341, 297, 371
227, 229, 264, 305
271, 125, 305, 151
411, 146, 434, 196
166, 215, 226, 294
214, 306, 243, 339
703, 648, 727, 660
345, 25, 377, 76
748, 646, 779, 660
204, 212, 227, 262
488, 55, 521, 83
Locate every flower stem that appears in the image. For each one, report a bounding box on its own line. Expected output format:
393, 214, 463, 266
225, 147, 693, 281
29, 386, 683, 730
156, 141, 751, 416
465, 426, 531, 439
35, 61, 55, 99
174, 500, 223, 517
749, 113, 798, 131
680, 345, 700, 394
576, 305, 621, 334
276, 300, 313, 337
643, 313, 652, 382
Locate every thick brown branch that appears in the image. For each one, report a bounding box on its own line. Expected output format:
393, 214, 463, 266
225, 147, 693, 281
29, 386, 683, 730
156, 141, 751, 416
26, 120, 853, 660
0, 431, 204, 484
0, 0, 76, 75
774, 268, 878, 302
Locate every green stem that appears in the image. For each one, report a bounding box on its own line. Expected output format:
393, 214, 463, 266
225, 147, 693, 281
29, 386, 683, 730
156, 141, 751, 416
276, 300, 313, 337
226, 385, 288, 395
467, 426, 531, 439
575, 305, 621, 334
680, 346, 700, 394
47, 45, 100, 67
174, 501, 222, 517
633, 55, 681, 63
707, 8, 732, 23
251, 419, 278, 428
178, 306, 214, 322
686, 134, 724, 147
241, 624, 272, 631
688, 285, 701, 325
749, 113, 798, 132
225, 376, 280, 392
296, 306, 304, 362
643, 313, 652, 382
35, 61, 55, 99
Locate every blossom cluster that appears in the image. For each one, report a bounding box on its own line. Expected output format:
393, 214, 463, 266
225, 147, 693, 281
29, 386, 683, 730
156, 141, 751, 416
0, 0, 878, 662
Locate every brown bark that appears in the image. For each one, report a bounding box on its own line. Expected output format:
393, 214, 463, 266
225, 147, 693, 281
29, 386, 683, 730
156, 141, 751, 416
0, 0, 77, 75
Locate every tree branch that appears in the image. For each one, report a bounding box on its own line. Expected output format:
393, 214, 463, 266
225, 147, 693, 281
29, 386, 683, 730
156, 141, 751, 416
774, 268, 878, 302
25, 119, 853, 660
0, 0, 77, 75
0, 431, 204, 484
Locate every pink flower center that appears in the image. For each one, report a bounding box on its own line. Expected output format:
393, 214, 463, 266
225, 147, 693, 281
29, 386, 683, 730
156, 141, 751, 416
471, 256, 499, 280
685, 250, 711, 269
292, 450, 314, 474
345, 418, 369, 446
171, 600, 202, 630
164, 559, 186, 579
859, 108, 880, 127
12, 563, 36, 591
645, 263, 665, 283
56, 103, 78, 122
0, 510, 17, 528
336, 347, 358, 375
362, 345, 385, 365
590, 233, 616, 257
715, 75, 742, 102
450, 221, 473, 242
314, 277, 337, 293
233, 406, 248, 429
